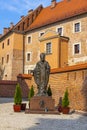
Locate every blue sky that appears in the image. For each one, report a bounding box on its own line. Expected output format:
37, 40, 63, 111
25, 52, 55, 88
0, 0, 60, 34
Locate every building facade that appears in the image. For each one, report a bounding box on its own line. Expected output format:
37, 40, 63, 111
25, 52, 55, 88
0, 0, 87, 80
0, 32, 24, 80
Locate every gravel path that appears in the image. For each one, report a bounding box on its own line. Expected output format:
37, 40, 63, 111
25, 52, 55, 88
0, 98, 87, 130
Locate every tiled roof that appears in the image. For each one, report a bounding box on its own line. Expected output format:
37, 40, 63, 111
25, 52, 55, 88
26, 0, 87, 31
51, 63, 87, 74
17, 74, 32, 79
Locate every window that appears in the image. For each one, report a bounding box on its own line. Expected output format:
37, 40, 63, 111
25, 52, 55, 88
7, 54, 9, 63
56, 27, 63, 36
7, 39, 10, 45
39, 32, 44, 37
28, 70, 32, 74
18, 26, 20, 31
27, 53, 31, 61
74, 22, 81, 33
27, 36, 32, 44
2, 43, 4, 49
46, 42, 52, 54
73, 43, 81, 54
23, 22, 25, 30
2, 57, 4, 65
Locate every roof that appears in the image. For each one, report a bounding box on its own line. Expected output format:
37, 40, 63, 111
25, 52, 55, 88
0, 5, 43, 40
17, 74, 32, 79
26, 0, 87, 31
51, 63, 87, 74
0, 0, 87, 39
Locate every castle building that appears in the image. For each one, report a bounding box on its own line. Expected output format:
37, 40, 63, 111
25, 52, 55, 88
0, 0, 87, 80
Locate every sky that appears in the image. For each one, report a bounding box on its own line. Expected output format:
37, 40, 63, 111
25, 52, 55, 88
0, 0, 61, 34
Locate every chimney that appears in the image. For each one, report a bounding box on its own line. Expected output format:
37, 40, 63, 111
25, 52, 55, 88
3, 28, 9, 35
28, 9, 33, 15
10, 22, 14, 28
0, 34, 2, 38
21, 15, 24, 19
51, 0, 56, 8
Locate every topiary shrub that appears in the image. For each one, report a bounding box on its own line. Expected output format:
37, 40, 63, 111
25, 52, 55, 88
14, 83, 22, 105
28, 85, 34, 101
47, 85, 52, 96
62, 88, 69, 107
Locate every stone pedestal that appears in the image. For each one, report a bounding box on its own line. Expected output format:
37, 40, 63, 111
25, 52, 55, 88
30, 96, 55, 111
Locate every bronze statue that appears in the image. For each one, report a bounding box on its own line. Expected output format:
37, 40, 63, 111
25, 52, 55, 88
33, 53, 50, 96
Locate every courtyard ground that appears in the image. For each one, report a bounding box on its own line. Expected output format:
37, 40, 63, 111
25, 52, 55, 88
0, 97, 87, 130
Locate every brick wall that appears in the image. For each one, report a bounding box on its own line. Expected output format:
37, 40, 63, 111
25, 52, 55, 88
0, 78, 30, 98
1, 65, 87, 111
49, 70, 87, 111
28, 66, 87, 111
0, 80, 17, 97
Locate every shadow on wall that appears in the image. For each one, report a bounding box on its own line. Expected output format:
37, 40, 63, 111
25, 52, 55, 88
19, 115, 87, 130
82, 76, 87, 111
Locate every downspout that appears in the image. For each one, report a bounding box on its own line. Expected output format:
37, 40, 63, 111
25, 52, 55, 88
58, 36, 61, 68
23, 34, 25, 74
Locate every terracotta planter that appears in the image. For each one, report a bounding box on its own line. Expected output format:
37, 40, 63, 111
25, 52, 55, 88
13, 104, 21, 112
62, 107, 70, 114
21, 103, 26, 111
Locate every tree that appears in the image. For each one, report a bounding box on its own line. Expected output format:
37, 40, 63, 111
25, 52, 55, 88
47, 85, 52, 96
28, 85, 34, 101
14, 83, 22, 105
62, 88, 69, 107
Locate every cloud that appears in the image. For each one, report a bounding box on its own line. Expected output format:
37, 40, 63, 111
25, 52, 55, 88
0, 0, 52, 14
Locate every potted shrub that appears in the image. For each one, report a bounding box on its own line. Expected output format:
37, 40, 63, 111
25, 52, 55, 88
62, 88, 70, 114
13, 83, 22, 112
47, 85, 52, 96
28, 85, 34, 108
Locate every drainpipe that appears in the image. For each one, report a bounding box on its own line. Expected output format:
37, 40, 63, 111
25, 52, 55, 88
59, 37, 61, 68
23, 35, 25, 74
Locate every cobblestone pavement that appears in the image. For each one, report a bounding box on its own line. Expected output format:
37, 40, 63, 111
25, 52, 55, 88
0, 98, 87, 130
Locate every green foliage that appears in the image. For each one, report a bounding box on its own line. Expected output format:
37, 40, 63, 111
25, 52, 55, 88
14, 83, 22, 105
62, 88, 69, 107
47, 85, 52, 96
28, 85, 34, 101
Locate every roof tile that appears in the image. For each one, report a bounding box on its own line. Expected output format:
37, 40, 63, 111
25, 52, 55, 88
26, 0, 87, 31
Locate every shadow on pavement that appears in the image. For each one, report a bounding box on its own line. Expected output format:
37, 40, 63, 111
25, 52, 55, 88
24, 114, 87, 130
0, 97, 28, 104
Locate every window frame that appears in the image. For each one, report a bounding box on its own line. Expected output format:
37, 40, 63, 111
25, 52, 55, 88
2, 43, 4, 49
7, 54, 9, 63
39, 31, 45, 37
27, 35, 32, 44
73, 42, 81, 55
2, 57, 4, 65
45, 42, 52, 55
7, 39, 10, 46
28, 69, 32, 74
56, 26, 63, 36
73, 21, 81, 33
26, 52, 32, 62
